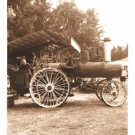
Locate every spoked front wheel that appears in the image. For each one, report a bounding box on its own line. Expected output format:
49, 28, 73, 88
96, 79, 107, 101
29, 68, 70, 108
101, 80, 127, 107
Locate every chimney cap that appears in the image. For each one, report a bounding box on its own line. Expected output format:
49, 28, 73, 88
103, 37, 111, 42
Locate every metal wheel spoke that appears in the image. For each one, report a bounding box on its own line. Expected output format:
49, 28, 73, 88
40, 91, 48, 100
38, 72, 48, 84
37, 87, 45, 93
66, 50, 71, 57
62, 55, 69, 59
65, 60, 70, 65
105, 85, 112, 91
104, 85, 111, 93
73, 58, 79, 61
106, 93, 114, 102
51, 72, 60, 84
72, 53, 79, 58
49, 70, 53, 83
32, 84, 45, 87
71, 60, 75, 66
71, 52, 76, 57
32, 77, 45, 85
49, 92, 53, 100
53, 75, 63, 85
52, 91, 58, 100
54, 83, 66, 88
96, 79, 108, 101
53, 89, 66, 98
32, 85, 45, 94
45, 71, 50, 83
55, 80, 67, 88
54, 86, 65, 91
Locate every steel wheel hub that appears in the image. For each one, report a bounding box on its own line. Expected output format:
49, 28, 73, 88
45, 83, 54, 92
112, 91, 117, 97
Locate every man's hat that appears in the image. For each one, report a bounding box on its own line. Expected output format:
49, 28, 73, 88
21, 56, 26, 59
16, 56, 26, 59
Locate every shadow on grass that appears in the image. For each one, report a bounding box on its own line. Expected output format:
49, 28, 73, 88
61, 100, 109, 108
7, 98, 108, 111
8, 102, 40, 109
7, 92, 127, 110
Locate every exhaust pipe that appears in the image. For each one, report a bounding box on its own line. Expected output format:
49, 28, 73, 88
103, 37, 111, 62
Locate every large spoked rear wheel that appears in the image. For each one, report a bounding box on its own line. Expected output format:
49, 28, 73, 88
101, 80, 127, 107
29, 68, 70, 108
96, 79, 107, 101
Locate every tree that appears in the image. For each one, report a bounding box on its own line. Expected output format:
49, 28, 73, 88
48, 1, 104, 47
7, 0, 105, 61
111, 45, 128, 61
7, 0, 51, 41
47, 1, 104, 60
125, 44, 128, 56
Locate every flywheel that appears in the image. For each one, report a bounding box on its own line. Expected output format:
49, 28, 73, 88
60, 47, 80, 69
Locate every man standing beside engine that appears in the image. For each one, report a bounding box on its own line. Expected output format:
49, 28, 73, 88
120, 66, 127, 84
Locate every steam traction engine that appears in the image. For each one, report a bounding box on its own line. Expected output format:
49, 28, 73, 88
10, 37, 127, 108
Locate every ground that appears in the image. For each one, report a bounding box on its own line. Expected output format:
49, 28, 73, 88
7, 86, 128, 135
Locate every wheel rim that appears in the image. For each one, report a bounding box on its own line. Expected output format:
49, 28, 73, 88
29, 68, 70, 108
96, 79, 107, 101
101, 80, 127, 107
60, 47, 80, 69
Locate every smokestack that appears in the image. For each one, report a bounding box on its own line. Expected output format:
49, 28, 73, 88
103, 37, 111, 62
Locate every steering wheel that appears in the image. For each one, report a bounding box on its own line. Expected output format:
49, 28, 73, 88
60, 47, 80, 69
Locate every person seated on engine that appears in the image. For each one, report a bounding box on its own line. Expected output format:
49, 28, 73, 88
32, 52, 38, 68
19, 57, 32, 80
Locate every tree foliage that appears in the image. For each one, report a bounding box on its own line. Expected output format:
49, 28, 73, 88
7, 0, 104, 59
111, 44, 128, 61
48, 1, 104, 48
8, 0, 51, 41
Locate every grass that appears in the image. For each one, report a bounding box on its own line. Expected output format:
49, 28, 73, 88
7, 88, 128, 135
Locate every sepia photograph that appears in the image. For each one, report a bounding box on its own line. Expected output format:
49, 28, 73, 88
3, 0, 135, 134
